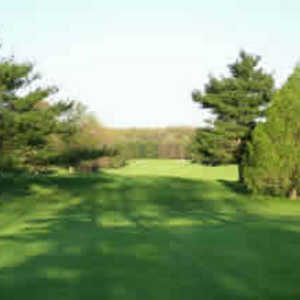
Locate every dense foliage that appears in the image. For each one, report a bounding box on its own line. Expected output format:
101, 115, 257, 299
0, 53, 113, 173
243, 67, 300, 199
112, 127, 195, 160
47, 112, 116, 172
190, 127, 238, 165
192, 51, 274, 179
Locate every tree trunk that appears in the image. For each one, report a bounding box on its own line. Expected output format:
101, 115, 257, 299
289, 188, 298, 200
238, 163, 244, 183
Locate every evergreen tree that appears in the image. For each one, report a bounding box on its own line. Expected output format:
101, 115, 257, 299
0, 54, 77, 171
0, 53, 113, 173
192, 51, 274, 180
190, 127, 237, 165
243, 66, 300, 199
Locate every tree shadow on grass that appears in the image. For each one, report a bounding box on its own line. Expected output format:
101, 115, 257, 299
1, 173, 300, 299
218, 179, 249, 195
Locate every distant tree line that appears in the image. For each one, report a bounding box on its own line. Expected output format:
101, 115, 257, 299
112, 127, 195, 160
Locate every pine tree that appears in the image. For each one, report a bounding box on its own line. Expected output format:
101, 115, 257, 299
243, 66, 300, 199
0, 53, 76, 171
190, 127, 237, 165
192, 51, 275, 180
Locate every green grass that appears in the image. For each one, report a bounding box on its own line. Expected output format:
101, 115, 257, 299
109, 159, 238, 181
1, 160, 300, 299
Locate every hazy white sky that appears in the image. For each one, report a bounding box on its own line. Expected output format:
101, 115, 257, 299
1, 0, 300, 127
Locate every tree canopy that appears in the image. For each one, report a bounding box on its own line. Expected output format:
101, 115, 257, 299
192, 51, 275, 178
0, 53, 112, 173
243, 66, 300, 199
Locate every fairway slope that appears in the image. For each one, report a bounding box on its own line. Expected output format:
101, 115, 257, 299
1, 160, 300, 299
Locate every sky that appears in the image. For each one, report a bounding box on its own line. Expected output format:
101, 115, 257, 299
0, 0, 299, 127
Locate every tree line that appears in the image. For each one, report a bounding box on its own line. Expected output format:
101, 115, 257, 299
112, 127, 195, 159
1, 47, 299, 199
191, 50, 300, 199
91, 127, 195, 169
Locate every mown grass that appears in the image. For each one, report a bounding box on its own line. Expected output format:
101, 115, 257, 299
108, 159, 238, 181
1, 160, 300, 299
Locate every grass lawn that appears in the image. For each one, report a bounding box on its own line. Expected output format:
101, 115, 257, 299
1, 160, 300, 299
